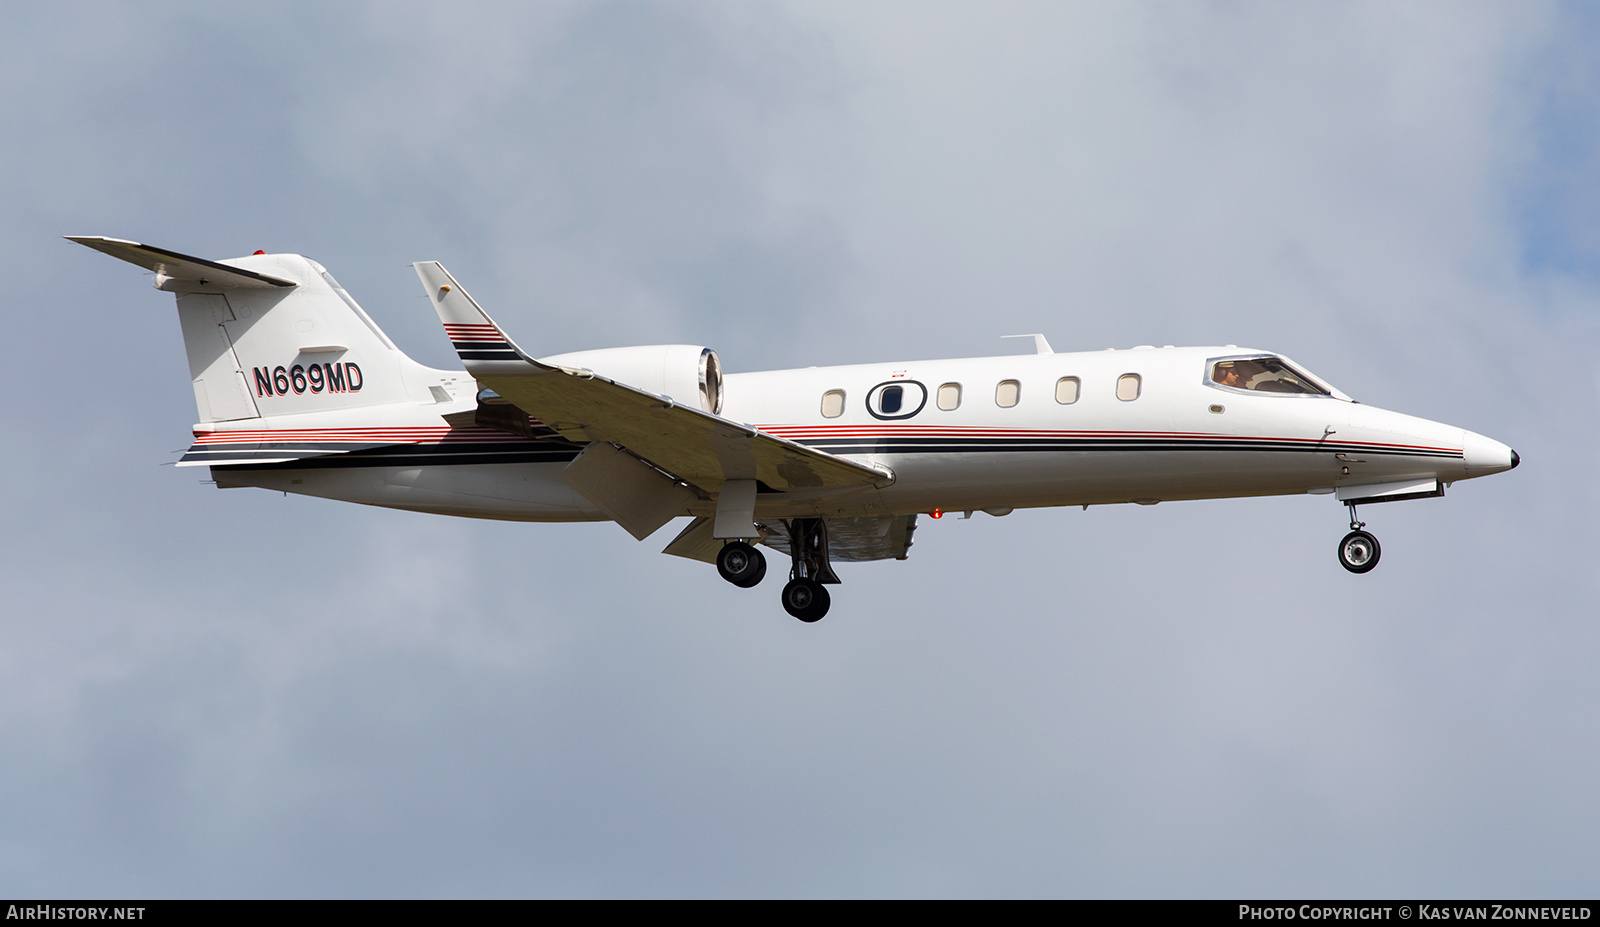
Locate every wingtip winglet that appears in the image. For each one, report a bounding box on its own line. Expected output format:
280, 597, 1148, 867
414, 261, 529, 365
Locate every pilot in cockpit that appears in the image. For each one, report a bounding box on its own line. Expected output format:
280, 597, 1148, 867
1213, 357, 1326, 394
1214, 361, 1247, 389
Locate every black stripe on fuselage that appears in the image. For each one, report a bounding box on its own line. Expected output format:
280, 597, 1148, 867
182, 442, 399, 462
794, 437, 1462, 459
182, 439, 566, 461
207, 440, 582, 472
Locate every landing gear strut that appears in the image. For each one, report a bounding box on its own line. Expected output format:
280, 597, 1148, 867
717, 541, 767, 588
1337, 503, 1381, 574
782, 518, 838, 622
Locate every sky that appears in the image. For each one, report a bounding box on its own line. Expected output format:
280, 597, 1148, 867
1, 0, 1597, 898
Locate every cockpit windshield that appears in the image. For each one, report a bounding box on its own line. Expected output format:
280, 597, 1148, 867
1210, 356, 1328, 395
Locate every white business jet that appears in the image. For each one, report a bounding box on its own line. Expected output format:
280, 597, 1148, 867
73, 237, 1519, 622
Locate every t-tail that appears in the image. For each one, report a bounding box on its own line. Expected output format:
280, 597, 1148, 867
70, 236, 466, 465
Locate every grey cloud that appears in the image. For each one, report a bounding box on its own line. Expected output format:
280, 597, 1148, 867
0, 0, 1594, 897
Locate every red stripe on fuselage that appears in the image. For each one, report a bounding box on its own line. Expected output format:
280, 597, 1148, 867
754, 424, 1460, 455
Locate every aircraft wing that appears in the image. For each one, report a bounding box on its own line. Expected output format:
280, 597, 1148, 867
415, 261, 892, 494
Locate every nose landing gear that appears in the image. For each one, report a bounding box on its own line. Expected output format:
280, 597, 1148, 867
1337, 503, 1381, 574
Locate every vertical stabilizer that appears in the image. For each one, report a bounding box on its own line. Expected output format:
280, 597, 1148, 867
175, 292, 260, 422
72, 237, 436, 423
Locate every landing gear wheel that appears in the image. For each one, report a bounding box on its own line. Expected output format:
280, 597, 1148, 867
717, 542, 767, 588
744, 553, 767, 588
1338, 530, 1381, 574
781, 578, 831, 622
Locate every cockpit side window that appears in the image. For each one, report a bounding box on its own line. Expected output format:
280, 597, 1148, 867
1210, 357, 1327, 395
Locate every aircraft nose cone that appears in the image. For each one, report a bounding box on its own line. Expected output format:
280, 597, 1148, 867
1462, 430, 1517, 475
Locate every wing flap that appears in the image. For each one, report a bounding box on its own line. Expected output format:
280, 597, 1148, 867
562, 443, 698, 540
661, 516, 725, 564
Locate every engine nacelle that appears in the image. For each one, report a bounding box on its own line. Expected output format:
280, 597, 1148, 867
540, 344, 724, 415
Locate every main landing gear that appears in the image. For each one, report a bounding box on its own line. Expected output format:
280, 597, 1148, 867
716, 541, 767, 588
780, 518, 837, 623
715, 518, 838, 623
781, 577, 829, 623
1337, 503, 1381, 574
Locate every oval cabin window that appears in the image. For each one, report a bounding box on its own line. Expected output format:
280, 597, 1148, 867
821, 390, 845, 418
938, 382, 962, 411
865, 380, 928, 420
995, 379, 1021, 408
1055, 377, 1080, 404
1117, 374, 1141, 401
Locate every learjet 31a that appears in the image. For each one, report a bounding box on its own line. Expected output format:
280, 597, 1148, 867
74, 236, 1519, 621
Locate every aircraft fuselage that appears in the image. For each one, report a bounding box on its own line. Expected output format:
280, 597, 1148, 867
212, 345, 1513, 523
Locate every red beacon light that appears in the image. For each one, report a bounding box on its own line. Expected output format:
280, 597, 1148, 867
929, 508, 943, 519
253, 250, 265, 255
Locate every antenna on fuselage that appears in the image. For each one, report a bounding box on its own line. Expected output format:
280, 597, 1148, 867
1001, 333, 1054, 355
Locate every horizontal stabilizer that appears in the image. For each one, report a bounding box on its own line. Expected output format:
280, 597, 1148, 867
68, 236, 296, 289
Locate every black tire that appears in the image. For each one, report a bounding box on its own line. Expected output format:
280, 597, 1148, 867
1338, 530, 1381, 574
781, 578, 831, 622
717, 542, 766, 587
738, 550, 767, 588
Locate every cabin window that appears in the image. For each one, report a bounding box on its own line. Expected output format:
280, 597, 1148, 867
865, 380, 928, 419
1055, 377, 1080, 404
1117, 374, 1141, 401
937, 383, 961, 411
996, 379, 1021, 408
1210, 357, 1327, 395
821, 390, 845, 418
